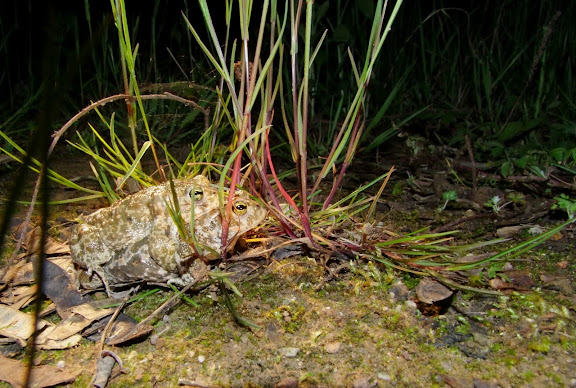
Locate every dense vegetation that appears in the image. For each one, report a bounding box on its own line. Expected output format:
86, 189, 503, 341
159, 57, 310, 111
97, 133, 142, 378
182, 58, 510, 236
2, 0, 574, 173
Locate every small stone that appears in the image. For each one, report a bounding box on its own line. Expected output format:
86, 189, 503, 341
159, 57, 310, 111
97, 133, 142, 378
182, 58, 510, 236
557, 260, 569, 269
276, 376, 299, 388
502, 262, 514, 271
198, 355, 205, 363
389, 282, 410, 301
134, 367, 145, 380
325, 342, 341, 354
352, 375, 377, 388
473, 378, 499, 388
278, 347, 300, 357
405, 300, 417, 310
377, 373, 391, 381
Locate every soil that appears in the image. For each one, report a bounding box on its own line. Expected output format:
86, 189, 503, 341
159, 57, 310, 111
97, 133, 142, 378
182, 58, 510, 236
1, 143, 575, 388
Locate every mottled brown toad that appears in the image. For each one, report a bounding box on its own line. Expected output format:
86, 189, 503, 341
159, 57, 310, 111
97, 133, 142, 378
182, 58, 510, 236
69, 176, 267, 295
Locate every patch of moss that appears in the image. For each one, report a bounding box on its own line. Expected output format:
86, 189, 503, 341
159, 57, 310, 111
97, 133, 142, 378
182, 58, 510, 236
267, 305, 306, 334
527, 336, 551, 354
402, 274, 420, 290
455, 317, 471, 335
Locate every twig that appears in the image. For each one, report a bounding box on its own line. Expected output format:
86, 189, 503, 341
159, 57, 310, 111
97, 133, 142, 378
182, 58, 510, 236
465, 135, 477, 200
136, 283, 193, 328
49, 92, 210, 155
98, 289, 135, 352
432, 213, 495, 233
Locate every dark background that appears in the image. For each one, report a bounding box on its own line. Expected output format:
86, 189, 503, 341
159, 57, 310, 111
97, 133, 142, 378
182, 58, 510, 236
1, 0, 574, 161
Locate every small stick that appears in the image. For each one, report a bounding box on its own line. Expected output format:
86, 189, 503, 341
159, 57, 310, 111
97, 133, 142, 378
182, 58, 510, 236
465, 135, 477, 201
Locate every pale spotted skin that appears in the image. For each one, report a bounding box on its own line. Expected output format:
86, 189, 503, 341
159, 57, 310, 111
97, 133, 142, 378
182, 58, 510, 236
69, 176, 267, 295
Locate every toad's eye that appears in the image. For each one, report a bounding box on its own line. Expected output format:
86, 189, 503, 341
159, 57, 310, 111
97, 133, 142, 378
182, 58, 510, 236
190, 188, 204, 202
233, 201, 248, 216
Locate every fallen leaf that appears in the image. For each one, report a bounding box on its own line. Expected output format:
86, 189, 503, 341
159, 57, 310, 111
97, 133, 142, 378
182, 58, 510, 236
0, 305, 50, 346
415, 277, 453, 304
3, 285, 38, 310
0, 260, 29, 284
36, 329, 83, 350
490, 271, 535, 291
496, 225, 525, 238
20, 226, 70, 255
37, 302, 115, 342
0, 354, 81, 388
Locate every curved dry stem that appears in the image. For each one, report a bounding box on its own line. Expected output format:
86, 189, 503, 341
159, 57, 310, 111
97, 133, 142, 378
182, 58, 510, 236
49, 92, 211, 155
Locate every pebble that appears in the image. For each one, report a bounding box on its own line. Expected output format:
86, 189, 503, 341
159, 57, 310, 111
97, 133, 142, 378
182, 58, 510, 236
389, 282, 410, 301
276, 376, 299, 388
405, 300, 418, 310
325, 342, 341, 354
377, 373, 391, 381
278, 347, 300, 357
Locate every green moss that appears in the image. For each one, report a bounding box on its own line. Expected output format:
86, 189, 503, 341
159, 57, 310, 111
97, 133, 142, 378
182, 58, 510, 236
522, 369, 535, 382
560, 336, 576, 351
267, 305, 306, 334
527, 336, 551, 354
402, 274, 420, 290
455, 317, 471, 335
489, 342, 503, 352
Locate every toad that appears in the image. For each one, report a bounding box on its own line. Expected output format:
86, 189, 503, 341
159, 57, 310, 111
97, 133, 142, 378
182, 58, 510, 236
69, 175, 267, 295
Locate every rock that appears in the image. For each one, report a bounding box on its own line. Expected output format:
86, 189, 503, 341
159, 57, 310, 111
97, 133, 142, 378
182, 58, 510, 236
276, 376, 299, 388
352, 375, 377, 388
278, 347, 300, 357
389, 282, 410, 301
415, 278, 453, 304
325, 342, 341, 354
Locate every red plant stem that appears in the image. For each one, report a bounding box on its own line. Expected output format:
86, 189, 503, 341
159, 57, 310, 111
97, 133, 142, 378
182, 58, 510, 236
297, 0, 312, 229
220, 113, 250, 255
322, 108, 364, 209
264, 130, 316, 241
260, 128, 297, 238
289, 0, 311, 224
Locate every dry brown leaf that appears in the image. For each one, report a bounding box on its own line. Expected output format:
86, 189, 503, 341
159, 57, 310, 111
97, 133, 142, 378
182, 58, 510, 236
0, 305, 50, 346
36, 325, 83, 350
415, 277, 453, 304
0, 354, 81, 388
0, 260, 28, 284
22, 226, 70, 255
3, 285, 37, 310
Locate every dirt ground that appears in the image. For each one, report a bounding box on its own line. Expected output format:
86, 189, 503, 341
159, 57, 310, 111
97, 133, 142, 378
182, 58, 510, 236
1, 144, 575, 387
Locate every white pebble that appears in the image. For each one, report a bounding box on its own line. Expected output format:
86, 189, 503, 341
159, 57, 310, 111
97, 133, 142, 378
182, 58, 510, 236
278, 347, 300, 357
377, 373, 391, 381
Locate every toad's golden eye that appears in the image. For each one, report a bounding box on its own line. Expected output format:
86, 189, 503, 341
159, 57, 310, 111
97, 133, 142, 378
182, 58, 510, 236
233, 201, 248, 216
190, 188, 204, 202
